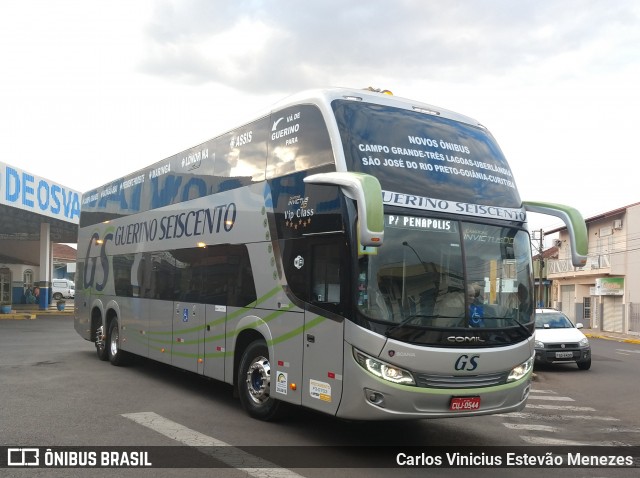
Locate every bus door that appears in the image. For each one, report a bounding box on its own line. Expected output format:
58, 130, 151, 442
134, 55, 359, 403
203, 304, 227, 381
172, 301, 205, 374
132, 252, 172, 365
299, 240, 346, 415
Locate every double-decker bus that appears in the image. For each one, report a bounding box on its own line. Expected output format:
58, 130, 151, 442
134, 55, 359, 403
74, 87, 587, 421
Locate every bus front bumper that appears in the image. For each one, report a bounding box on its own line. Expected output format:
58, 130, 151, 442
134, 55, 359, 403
336, 348, 533, 421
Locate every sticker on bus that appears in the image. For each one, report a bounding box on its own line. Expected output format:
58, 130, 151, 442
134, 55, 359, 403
276, 372, 288, 395
309, 379, 332, 402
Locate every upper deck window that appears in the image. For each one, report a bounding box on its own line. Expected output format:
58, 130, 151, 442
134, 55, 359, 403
266, 104, 334, 179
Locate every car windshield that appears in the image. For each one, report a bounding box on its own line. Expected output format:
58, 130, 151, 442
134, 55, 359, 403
356, 215, 534, 333
535, 313, 574, 329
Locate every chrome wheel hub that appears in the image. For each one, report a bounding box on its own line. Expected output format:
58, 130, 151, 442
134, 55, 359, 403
245, 356, 271, 404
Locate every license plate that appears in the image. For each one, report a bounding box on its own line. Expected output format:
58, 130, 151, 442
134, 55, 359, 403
449, 396, 481, 411
555, 351, 574, 358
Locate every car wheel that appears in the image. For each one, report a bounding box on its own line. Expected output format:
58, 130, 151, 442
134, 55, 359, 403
577, 358, 591, 370
53, 292, 62, 300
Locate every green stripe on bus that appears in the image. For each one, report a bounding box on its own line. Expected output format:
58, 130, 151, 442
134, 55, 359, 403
146, 285, 283, 337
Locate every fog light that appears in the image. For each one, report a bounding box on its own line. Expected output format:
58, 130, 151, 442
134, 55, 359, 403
365, 388, 385, 407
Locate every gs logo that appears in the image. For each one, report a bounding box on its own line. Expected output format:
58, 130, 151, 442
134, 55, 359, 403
454, 354, 479, 371
83, 231, 113, 292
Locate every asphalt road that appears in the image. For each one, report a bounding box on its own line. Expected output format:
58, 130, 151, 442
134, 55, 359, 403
1, 315, 639, 478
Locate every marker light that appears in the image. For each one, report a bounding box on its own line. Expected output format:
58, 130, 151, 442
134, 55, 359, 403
362, 86, 393, 95
413, 106, 440, 116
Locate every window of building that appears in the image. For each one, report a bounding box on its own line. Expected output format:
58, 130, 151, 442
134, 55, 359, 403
24, 270, 34, 290
0, 268, 11, 305
583, 296, 591, 319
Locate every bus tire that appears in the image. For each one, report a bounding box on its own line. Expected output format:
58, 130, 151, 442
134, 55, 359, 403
95, 324, 108, 361
108, 317, 128, 366
237, 340, 284, 421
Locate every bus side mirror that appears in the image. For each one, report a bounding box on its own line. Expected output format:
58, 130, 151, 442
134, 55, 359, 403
304, 172, 384, 247
523, 201, 588, 268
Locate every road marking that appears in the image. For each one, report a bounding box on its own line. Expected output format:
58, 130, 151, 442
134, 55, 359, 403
616, 349, 640, 354
503, 423, 560, 432
600, 426, 640, 433
525, 404, 596, 412
521, 436, 628, 446
500, 412, 619, 422
509, 389, 631, 447
122, 412, 304, 478
520, 436, 592, 446
527, 395, 574, 401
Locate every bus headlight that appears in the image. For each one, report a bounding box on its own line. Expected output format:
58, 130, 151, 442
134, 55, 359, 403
507, 356, 534, 383
352, 348, 415, 385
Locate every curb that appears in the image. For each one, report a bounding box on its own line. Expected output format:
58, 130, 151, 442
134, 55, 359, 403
0, 313, 37, 320
584, 333, 640, 345
0, 310, 73, 320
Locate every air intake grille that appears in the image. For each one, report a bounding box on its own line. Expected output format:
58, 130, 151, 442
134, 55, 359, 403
548, 343, 579, 349
415, 371, 510, 389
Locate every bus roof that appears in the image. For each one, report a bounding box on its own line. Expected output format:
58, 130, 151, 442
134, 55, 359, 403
268, 87, 486, 131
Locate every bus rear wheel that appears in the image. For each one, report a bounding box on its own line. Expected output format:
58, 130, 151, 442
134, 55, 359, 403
237, 340, 284, 421
108, 318, 129, 366
95, 325, 108, 361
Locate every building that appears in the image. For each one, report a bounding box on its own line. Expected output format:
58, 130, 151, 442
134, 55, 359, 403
0, 161, 79, 310
532, 244, 559, 308
545, 202, 640, 336
0, 243, 76, 305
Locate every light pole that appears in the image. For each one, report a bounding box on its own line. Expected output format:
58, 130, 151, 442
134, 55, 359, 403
538, 228, 545, 308
532, 229, 545, 308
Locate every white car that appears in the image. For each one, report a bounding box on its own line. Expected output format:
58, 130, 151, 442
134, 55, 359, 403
51, 279, 75, 300
534, 308, 591, 370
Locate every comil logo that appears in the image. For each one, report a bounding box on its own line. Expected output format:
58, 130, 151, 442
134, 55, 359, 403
7, 448, 39, 466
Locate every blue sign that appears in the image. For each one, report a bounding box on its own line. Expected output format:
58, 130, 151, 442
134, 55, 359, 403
1, 161, 80, 223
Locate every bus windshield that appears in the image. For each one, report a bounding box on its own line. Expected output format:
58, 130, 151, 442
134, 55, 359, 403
356, 215, 534, 340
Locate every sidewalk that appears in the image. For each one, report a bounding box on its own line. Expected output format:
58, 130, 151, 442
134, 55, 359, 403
0, 303, 74, 320
582, 328, 640, 345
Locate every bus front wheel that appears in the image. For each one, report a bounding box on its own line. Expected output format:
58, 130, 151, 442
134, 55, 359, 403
237, 340, 284, 421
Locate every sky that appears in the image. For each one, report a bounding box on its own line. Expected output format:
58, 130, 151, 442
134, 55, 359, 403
1, 0, 639, 240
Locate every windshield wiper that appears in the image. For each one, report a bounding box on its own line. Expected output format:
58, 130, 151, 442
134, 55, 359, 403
385, 314, 454, 336
503, 317, 533, 337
